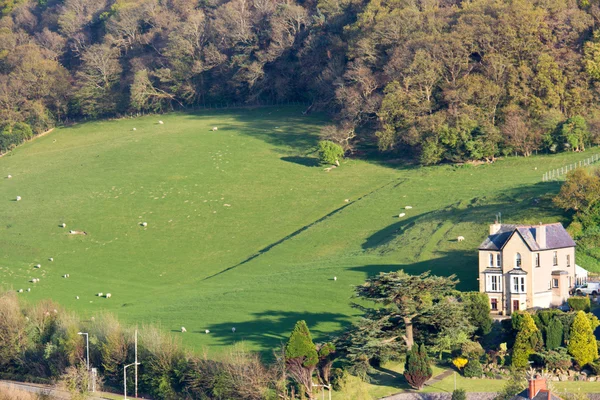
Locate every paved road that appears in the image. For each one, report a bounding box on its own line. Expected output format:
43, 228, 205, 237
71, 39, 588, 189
0, 380, 116, 400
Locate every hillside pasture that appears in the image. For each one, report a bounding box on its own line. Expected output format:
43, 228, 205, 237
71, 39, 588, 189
0, 106, 594, 353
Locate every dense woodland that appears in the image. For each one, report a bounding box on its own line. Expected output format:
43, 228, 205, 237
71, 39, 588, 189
2, 0, 600, 163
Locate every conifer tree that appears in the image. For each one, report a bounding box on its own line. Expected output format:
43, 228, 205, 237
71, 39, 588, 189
512, 313, 539, 369
404, 343, 432, 390
285, 320, 318, 399
545, 318, 564, 350
568, 311, 598, 367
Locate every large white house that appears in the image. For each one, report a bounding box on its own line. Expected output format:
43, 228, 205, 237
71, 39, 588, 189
478, 222, 581, 315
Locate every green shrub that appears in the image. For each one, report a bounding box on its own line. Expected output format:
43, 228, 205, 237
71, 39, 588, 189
512, 313, 539, 369
589, 361, 600, 376
451, 388, 466, 400
463, 358, 483, 378
568, 297, 591, 313
537, 348, 572, 370
461, 341, 484, 359
568, 311, 599, 367
546, 318, 564, 350
317, 141, 344, 165
404, 344, 432, 390
462, 292, 493, 335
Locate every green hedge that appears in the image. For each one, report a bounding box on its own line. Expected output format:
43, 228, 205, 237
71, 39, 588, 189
568, 297, 591, 312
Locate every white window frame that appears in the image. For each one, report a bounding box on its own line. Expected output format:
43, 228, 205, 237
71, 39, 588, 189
489, 253, 494, 267
553, 251, 558, 266
516, 253, 522, 268
553, 279, 559, 288
486, 274, 503, 292
497, 254, 501, 267
512, 276, 526, 294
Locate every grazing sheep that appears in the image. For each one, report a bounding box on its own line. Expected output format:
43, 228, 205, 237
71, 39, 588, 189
141, 222, 148, 227
27, 288, 30, 292
7, 175, 11, 179
91, 317, 95, 321
16, 196, 21, 201
76, 296, 79, 300
62, 274, 67, 278
232, 327, 236, 333
49, 257, 53, 262
399, 213, 406, 218
181, 327, 187, 333
205, 329, 210, 334
132, 128, 137, 131
405, 206, 413, 209
18, 289, 23, 293
105, 293, 111, 298
344, 199, 349, 203
34, 264, 41, 268
97, 293, 103, 297
66, 274, 69, 277
223, 204, 231, 207
158, 120, 164, 124
457, 236, 465, 242
334, 276, 337, 281
212, 127, 218, 131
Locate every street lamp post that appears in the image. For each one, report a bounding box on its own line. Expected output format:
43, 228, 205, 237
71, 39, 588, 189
77, 332, 89, 370
124, 362, 141, 399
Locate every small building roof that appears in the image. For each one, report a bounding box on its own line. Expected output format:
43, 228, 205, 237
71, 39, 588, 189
507, 268, 528, 275
551, 270, 569, 276
479, 223, 575, 251
511, 389, 562, 400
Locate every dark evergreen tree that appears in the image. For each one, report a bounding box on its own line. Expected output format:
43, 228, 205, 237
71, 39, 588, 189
545, 318, 564, 350
404, 343, 432, 390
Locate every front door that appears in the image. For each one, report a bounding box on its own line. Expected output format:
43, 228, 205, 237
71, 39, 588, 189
513, 300, 519, 312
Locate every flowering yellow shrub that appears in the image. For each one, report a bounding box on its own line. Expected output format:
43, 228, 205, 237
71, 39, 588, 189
452, 357, 468, 370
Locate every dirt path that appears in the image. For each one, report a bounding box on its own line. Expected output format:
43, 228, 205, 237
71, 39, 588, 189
0, 380, 122, 400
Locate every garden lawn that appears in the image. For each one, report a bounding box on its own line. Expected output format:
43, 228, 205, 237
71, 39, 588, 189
0, 105, 598, 354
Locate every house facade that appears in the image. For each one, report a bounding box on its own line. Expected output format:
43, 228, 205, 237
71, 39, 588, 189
478, 223, 577, 315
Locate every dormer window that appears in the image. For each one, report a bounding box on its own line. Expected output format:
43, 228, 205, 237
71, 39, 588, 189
516, 253, 522, 268
489, 254, 494, 267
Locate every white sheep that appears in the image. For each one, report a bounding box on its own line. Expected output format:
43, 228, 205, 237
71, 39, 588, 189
105, 293, 111, 298
60, 223, 66, 228
205, 329, 210, 334
76, 296, 79, 300
49, 257, 53, 262
141, 222, 147, 227
181, 327, 187, 333
16, 196, 21, 201
27, 288, 30, 292
457, 236, 465, 242
158, 120, 164, 125
212, 127, 218, 131
62, 274, 67, 278
232, 327, 236, 333
405, 206, 413, 209
97, 292, 103, 297
399, 213, 406, 218
132, 128, 137, 131
7, 175, 11, 179
66, 274, 69, 278
18, 289, 23, 293
344, 199, 349, 203
34, 264, 41, 268
334, 276, 337, 281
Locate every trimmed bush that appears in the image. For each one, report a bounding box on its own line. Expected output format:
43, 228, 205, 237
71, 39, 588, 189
545, 318, 564, 350
463, 358, 483, 378
568, 297, 591, 313
568, 311, 599, 367
451, 388, 467, 400
317, 140, 344, 165
404, 343, 432, 390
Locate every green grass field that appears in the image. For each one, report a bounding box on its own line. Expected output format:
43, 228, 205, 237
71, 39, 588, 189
0, 105, 598, 356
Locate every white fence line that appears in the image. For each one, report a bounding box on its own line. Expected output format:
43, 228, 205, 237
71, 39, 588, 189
542, 153, 600, 182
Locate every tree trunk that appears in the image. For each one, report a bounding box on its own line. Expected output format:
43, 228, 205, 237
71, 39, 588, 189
403, 317, 414, 348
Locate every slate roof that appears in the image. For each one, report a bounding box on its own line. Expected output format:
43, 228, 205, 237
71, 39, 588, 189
479, 223, 575, 251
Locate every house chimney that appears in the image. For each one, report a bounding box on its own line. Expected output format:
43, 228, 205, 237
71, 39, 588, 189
535, 225, 546, 249
528, 374, 547, 399
490, 221, 502, 235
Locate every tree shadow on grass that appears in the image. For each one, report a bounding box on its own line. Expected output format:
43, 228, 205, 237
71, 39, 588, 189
205, 310, 352, 355
370, 365, 410, 390
281, 156, 320, 167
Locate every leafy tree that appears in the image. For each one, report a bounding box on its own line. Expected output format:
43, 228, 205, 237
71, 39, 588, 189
462, 292, 493, 336
317, 140, 344, 166
285, 320, 318, 399
568, 311, 598, 367
554, 169, 600, 216
512, 313, 539, 369
545, 318, 564, 350
560, 116, 589, 152
403, 343, 432, 390
354, 270, 459, 349
568, 297, 591, 313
